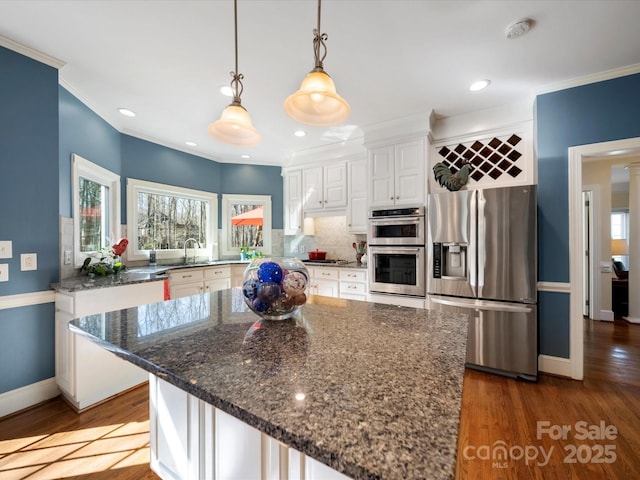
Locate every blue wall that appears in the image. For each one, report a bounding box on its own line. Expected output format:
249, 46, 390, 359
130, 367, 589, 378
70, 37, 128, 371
59, 86, 121, 218
121, 134, 284, 228
221, 163, 284, 229
0, 46, 59, 393
536, 72, 640, 357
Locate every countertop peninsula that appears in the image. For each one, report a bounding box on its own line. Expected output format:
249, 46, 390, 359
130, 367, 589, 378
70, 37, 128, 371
70, 289, 467, 479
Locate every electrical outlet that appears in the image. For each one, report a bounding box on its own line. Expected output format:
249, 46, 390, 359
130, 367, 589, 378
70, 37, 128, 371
0, 241, 12, 259
299, 245, 305, 253
21, 253, 37, 271
0, 264, 8, 282
64, 250, 72, 265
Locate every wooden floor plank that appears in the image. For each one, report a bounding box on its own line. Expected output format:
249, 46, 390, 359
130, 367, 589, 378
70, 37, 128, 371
0, 318, 638, 479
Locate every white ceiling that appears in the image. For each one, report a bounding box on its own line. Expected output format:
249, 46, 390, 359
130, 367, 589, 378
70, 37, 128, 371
2, 1, 640, 166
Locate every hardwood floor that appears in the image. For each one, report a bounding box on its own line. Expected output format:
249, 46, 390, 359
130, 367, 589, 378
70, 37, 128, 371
457, 318, 640, 479
1, 318, 639, 479
0, 384, 159, 480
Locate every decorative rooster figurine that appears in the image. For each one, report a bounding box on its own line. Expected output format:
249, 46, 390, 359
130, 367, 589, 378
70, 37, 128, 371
432, 161, 472, 191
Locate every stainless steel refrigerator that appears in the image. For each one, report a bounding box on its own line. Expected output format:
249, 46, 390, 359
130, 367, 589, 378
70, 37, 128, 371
427, 185, 537, 381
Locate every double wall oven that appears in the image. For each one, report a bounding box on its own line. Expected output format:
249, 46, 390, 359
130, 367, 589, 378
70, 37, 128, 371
368, 206, 426, 297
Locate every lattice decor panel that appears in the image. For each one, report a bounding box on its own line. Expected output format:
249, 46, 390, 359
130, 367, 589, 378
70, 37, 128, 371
436, 133, 524, 182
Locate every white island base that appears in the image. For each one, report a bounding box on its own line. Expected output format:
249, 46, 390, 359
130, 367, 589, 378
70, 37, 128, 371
149, 375, 350, 480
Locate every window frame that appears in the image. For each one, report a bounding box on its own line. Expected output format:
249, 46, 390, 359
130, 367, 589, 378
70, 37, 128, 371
126, 178, 218, 262
72, 154, 121, 268
221, 194, 272, 257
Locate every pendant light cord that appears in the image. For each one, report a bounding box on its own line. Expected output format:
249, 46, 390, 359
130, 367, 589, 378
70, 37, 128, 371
230, 0, 244, 104
312, 0, 328, 70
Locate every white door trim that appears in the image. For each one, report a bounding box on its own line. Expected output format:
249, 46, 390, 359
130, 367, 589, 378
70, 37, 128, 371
568, 137, 640, 381
582, 184, 601, 320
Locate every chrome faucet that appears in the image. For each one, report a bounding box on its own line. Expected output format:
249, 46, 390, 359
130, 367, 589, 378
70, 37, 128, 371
184, 238, 201, 264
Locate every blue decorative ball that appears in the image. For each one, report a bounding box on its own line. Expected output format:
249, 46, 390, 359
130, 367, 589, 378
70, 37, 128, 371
257, 261, 284, 283
257, 282, 281, 302
242, 279, 258, 300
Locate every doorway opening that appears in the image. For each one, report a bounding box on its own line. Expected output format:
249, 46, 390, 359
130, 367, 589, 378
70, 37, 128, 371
568, 137, 640, 382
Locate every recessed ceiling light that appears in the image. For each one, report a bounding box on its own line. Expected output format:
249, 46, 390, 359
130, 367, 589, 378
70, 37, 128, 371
294, 130, 307, 137
118, 108, 136, 117
219, 85, 233, 97
240, 154, 251, 159
506, 19, 532, 39
469, 80, 491, 92
185, 141, 197, 147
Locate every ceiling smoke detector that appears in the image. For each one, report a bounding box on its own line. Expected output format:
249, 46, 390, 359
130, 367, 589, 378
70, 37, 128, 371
506, 19, 532, 39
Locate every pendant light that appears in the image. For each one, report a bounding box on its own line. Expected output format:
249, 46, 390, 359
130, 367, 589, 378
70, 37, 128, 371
283, 0, 350, 126
208, 0, 261, 146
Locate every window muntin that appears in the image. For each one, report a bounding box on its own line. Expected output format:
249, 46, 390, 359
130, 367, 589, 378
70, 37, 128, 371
72, 154, 120, 267
127, 178, 218, 262
221, 194, 272, 257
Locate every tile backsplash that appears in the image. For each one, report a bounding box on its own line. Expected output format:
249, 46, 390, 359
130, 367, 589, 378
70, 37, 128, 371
284, 216, 367, 262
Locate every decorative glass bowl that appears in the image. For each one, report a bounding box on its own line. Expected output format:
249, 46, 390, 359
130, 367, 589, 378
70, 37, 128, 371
242, 257, 309, 320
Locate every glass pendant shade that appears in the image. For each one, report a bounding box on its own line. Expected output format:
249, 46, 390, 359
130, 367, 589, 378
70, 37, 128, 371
284, 69, 350, 126
208, 103, 261, 146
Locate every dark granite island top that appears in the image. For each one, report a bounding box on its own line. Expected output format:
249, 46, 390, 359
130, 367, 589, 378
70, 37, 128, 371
70, 289, 467, 479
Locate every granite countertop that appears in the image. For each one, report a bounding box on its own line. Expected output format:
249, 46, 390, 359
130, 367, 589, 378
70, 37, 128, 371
50, 259, 251, 292
70, 290, 467, 479
52, 258, 366, 293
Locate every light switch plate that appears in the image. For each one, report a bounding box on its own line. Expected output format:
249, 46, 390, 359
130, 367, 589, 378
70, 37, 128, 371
0, 264, 8, 281
64, 250, 72, 265
0, 241, 12, 259
21, 253, 37, 271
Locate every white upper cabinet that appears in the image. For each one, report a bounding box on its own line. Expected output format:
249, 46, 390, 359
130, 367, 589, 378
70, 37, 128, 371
284, 170, 303, 235
303, 163, 347, 213
369, 138, 426, 207
347, 158, 368, 233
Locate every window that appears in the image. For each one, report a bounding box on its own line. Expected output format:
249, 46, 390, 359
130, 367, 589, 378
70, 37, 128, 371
221, 194, 272, 257
611, 210, 629, 264
611, 211, 629, 240
127, 178, 218, 262
72, 154, 120, 267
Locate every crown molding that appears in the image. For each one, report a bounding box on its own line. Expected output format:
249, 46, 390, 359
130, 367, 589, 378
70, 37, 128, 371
362, 112, 430, 147
536, 63, 640, 95
283, 136, 366, 168
429, 100, 534, 145
0, 34, 65, 69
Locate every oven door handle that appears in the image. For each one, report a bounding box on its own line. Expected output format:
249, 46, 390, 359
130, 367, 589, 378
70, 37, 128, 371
369, 216, 422, 225
369, 246, 423, 253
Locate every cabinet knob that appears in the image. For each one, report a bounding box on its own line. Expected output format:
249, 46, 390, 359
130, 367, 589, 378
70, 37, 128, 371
319, 201, 322, 204
396, 195, 399, 199
390, 196, 394, 200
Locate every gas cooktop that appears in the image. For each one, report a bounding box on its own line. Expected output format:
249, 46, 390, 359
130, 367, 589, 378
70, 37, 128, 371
302, 259, 350, 265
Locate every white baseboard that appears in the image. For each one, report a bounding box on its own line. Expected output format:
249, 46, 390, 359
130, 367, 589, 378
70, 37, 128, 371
538, 354, 573, 378
0, 377, 60, 418
600, 310, 614, 322
623, 316, 640, 324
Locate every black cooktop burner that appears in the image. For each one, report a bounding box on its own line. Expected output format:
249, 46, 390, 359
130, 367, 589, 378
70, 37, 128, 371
302, 259, 349, 265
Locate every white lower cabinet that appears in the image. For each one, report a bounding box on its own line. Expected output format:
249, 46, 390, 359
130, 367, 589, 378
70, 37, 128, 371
307, 267, 368, 301
339, 269, 368, 301
170, 266, 231, 298
55, 281, 164, 411
308, 267, 340, 297
149, 375, 350, 480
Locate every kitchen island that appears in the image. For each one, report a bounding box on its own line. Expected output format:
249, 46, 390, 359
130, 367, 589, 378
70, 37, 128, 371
70, 289, 467, 479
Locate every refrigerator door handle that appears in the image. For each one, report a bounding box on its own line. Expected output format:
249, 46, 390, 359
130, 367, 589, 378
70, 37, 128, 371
429, 295, 533, 313
476, 189, 485, 297
469, 190, 478, 296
